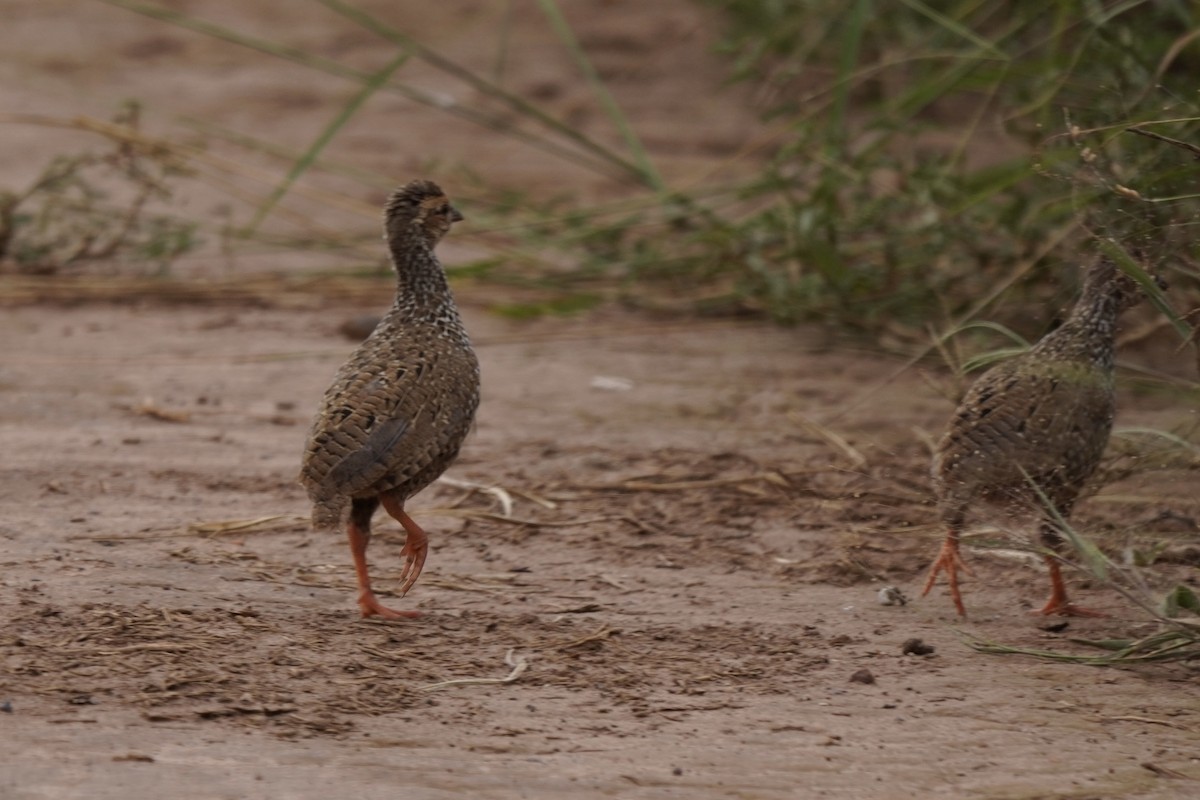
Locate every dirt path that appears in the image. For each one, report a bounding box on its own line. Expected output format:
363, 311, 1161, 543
2, 302, 1198, 799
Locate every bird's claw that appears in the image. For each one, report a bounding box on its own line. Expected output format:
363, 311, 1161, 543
922, 537, 971, 617
397, 538, 429, 596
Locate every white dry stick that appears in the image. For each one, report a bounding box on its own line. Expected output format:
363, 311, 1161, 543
419, 649, 529, 692
788, 411, 866, 468
437, 476, 516, 518
597, 573, 629, 591
590, 375, 634, 392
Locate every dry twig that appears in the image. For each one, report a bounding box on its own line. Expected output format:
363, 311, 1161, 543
419, 649, 529, 691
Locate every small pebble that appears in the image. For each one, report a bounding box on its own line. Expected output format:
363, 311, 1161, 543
878, 586, 908, 606
849, 668, 876, 684
901, 638, 935, 656
0, 700, 12, 713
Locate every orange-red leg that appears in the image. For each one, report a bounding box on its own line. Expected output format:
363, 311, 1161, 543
1033, 556, 1106, 617
921, 529, 974, 617
347, 498, 420, 619
380, 493, 429, 597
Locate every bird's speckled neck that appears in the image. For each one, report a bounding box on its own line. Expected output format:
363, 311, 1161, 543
1031, 261, 1140, 369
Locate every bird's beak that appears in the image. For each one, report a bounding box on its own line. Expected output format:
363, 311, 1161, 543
449, 206, 464, 223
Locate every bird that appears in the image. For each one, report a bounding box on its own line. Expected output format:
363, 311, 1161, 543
300, 179, 480, 619
922, 257, 1163, 617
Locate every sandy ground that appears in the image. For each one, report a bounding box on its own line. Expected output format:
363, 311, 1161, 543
2, 2, 1200, 799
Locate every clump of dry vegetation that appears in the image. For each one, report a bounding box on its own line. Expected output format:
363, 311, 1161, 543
0, 103, 198, 277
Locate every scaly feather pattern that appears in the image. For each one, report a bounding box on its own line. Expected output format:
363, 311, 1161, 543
924, 258, 1162, 617
298, 180, 479, 618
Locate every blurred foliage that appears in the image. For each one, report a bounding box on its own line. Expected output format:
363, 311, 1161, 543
0, 104, 198, 277
516, 0, 1200, 334
29, 1, 1200, 341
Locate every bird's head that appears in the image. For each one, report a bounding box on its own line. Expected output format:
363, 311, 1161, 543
383, 179, 464, 248
1084, 257, 1168, 313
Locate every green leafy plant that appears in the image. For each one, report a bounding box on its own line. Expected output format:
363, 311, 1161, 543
48, 0, 1199, 340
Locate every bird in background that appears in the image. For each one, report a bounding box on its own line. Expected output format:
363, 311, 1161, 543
923, 257, 1165, 617
300, 179, 479, 619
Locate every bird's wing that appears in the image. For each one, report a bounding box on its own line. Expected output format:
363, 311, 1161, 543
938, 358, 1112, 491
302, 341, 478, 501
318, 414, 412, 497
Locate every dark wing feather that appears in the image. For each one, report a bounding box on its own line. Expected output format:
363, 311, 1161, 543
318, 415, 412, 496
301, 327, 479, 506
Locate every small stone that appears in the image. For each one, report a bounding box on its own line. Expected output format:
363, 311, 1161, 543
849, 668, 876, 684
901, 638, 935, 656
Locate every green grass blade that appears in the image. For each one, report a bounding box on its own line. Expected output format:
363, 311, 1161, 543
895, 0, 1009, 57
1112, 427, 1200, 454
960, 347, 1027, 374
1020, 467, 1110, 581
97, 0, 364, 81
176, 116, 396, 190
315, 0, 654, 187
830, 0, 869, 148
244, 49, 412, 235
1096, 237, 1192, 341
533, 0, 665, 192
1162, 585, 1200, 618
98, 0, 632, 181
947, 320, 1032, 348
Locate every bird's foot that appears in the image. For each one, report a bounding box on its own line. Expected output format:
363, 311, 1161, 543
921, 537, 973, 617
397, 533, 429, 596
380, 498, 431, 597
1032, 597, 1107, 618
357, 590, 421, 619
1035, 557, 1107, 617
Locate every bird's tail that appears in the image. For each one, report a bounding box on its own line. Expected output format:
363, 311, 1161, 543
310, 499, 345, 531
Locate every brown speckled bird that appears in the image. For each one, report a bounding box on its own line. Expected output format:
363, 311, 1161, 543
923, 258, 1162, 618
300, 180, 479, 619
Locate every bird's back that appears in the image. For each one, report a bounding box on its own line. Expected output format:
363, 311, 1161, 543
934, 350, 1114, 512
933, 258, 1152, 521
301, 312, 480, 528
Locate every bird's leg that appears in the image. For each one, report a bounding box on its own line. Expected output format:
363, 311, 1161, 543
921, 527, 973, 617
347, 497, 420, 619
1033, 555, 1107, 617
380, 492, 429, 597
1033, 519, 1106, 617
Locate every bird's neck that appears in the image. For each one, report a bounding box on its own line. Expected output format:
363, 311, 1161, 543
382, 236, 470, 345
387, 237, 449, 301
1036, 286, 1121, 368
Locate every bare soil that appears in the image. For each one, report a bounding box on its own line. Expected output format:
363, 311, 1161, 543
2, 2, 1199, 799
